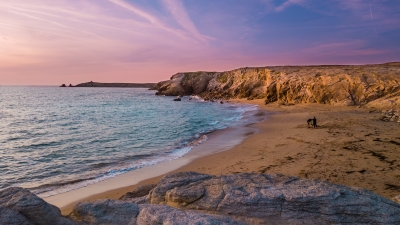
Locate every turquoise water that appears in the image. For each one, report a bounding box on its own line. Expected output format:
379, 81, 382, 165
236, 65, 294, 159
0, 87, 257, 197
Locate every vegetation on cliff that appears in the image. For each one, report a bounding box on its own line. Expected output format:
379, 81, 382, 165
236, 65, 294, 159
154, 63, 400, 109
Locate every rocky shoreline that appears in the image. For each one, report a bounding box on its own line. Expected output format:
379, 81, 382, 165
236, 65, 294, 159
2, 172, 400, 225
153, 63, 400, 110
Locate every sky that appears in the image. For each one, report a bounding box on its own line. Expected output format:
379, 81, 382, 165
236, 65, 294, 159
0, 0, 399, 85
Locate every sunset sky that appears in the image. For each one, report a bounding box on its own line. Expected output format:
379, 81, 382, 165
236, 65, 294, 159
1, 0, 399, 85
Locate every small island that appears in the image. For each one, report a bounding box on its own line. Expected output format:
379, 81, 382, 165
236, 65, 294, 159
59, 84, 74, 87
73, 81, 155, 88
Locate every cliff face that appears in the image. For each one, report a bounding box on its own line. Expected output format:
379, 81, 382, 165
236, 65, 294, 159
154, 63, 400, 109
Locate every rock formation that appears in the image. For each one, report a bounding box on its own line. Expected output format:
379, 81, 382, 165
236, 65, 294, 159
2, 172, 400, 224
0, 187, 74, 225
144, 172, 400, 224
154, 63, 400, 109
380, 109, 400, 122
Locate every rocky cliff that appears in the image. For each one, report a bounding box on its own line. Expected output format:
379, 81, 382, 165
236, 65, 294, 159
154, 63, 400, 109
2, 172, 400, 225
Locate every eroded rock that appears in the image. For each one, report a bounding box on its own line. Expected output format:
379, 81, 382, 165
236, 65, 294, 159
70, 199, 139, 225
154, 64, 400, 110
148, 172, 400, 224
3, 172, 400, 225
0, 206, 33, 225
0, 187, 74, 225
137, 204, 244, 225
119, 184, 157, 201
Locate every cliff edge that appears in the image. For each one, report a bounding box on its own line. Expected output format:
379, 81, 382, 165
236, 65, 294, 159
154, 63, 400, 109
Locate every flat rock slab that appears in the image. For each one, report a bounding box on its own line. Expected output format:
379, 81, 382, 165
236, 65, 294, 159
148, 172, 400, 224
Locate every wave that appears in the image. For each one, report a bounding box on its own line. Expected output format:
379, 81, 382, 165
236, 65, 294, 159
32, 134, 209, 198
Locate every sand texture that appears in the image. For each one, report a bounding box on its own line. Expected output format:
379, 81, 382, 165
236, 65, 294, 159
173, 100, 400, 197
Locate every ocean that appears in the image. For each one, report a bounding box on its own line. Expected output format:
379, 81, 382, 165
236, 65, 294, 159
0, 86, 258, 197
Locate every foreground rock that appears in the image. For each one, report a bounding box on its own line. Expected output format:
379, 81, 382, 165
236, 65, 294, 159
70, 201, 243, 225
380, 109, 400, 123
2, 172, 400, 224
146, 172, 400, 224
154, 63, 400, 109
0, 187, 74, 225
70, 199, 139, 225
71, 172, 400, 224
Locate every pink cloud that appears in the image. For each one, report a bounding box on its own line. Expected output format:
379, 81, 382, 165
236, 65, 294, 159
161, 0, 210, 43
0, 0, 398, 85
275, 0, 308, 12
0, 0, 221, 85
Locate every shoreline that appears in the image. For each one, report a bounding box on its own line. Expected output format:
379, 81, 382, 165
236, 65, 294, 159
44, 100, 266, 214
45, 99, 400, 215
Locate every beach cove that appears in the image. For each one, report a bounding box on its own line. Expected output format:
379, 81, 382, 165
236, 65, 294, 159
43, 99, 400, 215
2, 63, 400, 224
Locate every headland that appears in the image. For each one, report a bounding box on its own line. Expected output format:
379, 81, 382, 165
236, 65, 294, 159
62, 81, 156, 88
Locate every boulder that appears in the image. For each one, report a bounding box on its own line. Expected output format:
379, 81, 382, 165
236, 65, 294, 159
0, 187, 75, 225
0, 206, 34, 225
148, 172, 400, 224
70, 199, 139, 225
119, 184, 156, 201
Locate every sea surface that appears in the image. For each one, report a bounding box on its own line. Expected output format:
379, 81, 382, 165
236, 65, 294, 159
0, 86, 258, 197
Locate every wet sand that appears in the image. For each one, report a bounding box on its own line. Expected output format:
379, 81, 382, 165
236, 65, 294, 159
46, 100, 400, 215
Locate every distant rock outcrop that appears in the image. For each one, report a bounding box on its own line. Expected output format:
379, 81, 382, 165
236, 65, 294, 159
154, 63, 400, 109
2, 172, 400, 224
75, 81, 155, 88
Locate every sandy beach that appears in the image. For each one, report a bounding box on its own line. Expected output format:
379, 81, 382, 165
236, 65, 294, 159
44, 99, 400, 215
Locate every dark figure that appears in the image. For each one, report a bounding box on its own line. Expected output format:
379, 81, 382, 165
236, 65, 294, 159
313, 116, 317, 128
307, 119, 313, 128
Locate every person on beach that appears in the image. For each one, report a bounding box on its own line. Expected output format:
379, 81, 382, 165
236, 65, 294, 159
307, 119, 313, 128
313, 116, 317, 128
